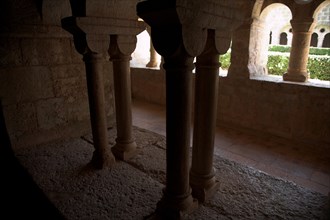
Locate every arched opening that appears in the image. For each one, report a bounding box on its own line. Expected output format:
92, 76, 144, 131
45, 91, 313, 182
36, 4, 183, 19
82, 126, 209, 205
310, 33, 318, 47
280, 32, 288, 45
322, 33, 330, 48
249, 3, 292, 77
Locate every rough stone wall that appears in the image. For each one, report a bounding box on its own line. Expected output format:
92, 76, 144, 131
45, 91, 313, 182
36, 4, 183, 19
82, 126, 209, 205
131, 68, 330, 146
131, 68, 166, 105
0, 1, 115, 147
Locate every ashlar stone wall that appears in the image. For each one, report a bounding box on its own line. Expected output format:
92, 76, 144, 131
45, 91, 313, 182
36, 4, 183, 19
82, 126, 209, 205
0, 0, 115, 147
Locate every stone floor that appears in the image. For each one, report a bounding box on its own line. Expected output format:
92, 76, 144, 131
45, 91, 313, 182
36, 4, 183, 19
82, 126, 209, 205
6, 98, 330, 219
14, 126, 329, 219
132, 99, 330, 196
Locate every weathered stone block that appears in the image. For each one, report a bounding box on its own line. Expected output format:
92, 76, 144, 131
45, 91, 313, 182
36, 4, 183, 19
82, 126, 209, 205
21, 38, 72, 65
0, 37, 23, 67
50, 64, 85, 79
3, 102, 38, 140
36, 97, 67, 130
0, 66, 54, 105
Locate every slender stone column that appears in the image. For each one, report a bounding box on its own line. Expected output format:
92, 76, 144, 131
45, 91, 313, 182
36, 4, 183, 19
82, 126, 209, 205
62, 17, 116, 169
190, 30, 220, 203
156, 47, 198, 219
109, 35, 137, 161
283, 19, 316, 82
249, 18, 268, 76
83, 52, 116, 169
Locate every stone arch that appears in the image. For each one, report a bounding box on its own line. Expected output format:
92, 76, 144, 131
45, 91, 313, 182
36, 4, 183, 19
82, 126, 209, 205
310, 32, 318, 47
313, 1, 330, 47
313, 0, 330, 19
246, 2, 292, 77
260, 3, 292, 46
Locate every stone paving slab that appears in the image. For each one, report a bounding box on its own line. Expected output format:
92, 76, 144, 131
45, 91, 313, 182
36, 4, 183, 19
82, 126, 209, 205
15, 138, 163, 220
14, 126, 329, 219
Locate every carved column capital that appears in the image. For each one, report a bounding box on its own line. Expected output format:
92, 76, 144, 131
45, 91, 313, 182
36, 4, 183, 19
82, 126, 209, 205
215, 31, 232, 55
290, 18, 316, 33
108, 35, 137, 61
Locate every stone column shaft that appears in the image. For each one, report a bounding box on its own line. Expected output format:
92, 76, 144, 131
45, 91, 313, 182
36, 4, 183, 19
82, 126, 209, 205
109, 35, 137, 161
283, 20, 316, 82
83, 53, 116, 169
156, 50, 197, 218
190, 31, 220, 203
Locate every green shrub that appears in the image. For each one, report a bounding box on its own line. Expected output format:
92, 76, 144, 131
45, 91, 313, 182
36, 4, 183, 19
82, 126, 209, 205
267, 54, 330, 81
268, 45, 291, 53
309, 48, 330, 56
307, 57, 330, 81
219, 52, 231, 69
267, 55, 289, 76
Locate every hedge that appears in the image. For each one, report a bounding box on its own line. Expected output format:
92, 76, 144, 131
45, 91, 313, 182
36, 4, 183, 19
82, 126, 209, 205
268, 45, 330, 56
267, 55, 330, 81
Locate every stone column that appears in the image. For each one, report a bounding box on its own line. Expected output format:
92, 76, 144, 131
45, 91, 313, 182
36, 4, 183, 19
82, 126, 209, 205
227, 19, 253, 79
283, 19, 316, 82
83, 52, 116, 169
109, 35, 137, 161
190, 30, 220, 203
249, 18, 268, 76
62, 16, 116, 169
155, 44, 198, 218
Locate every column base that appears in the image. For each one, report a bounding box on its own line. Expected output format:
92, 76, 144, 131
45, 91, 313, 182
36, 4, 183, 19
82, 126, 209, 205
153, 190, 198, 220
283, 72, 309, 82
89, 150, 116, 169
190, 180, 220, 203
190, 172, 220, 203
111, 141, 138, 161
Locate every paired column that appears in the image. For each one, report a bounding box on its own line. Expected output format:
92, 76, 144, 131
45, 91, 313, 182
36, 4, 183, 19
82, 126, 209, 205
109, 35, 137, 161
190, 30, 220, 203
62, 16, 140, 167
83, 52, 116, 169
283, 19, 315, 82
